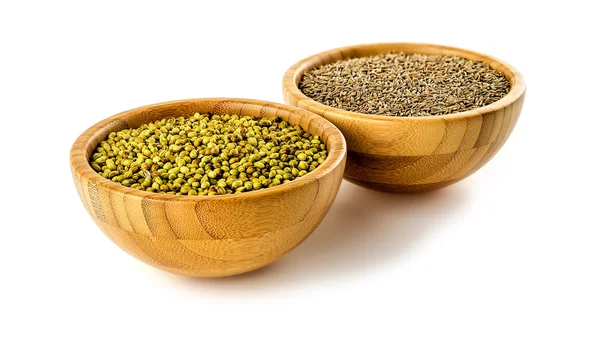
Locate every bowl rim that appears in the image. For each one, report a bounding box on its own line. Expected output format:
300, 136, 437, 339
70, 98, 347, 203
282, 42, 526, 122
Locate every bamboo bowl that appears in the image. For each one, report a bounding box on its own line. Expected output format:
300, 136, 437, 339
283, 43, 526, 192
70, 98, 346, 277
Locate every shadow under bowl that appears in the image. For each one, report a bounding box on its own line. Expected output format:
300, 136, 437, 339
70, 98, 347, 277
283, 43, 526, 192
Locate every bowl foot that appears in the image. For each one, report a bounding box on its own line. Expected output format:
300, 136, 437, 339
344, 176, 460, 193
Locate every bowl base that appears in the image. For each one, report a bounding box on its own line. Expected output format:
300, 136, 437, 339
344, 176, 460, 193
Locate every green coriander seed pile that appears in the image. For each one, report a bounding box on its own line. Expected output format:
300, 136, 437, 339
299, 52, 511, 117
89, 113, 328, 196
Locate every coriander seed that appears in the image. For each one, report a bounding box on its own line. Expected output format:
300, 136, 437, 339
89, 113, 328, 196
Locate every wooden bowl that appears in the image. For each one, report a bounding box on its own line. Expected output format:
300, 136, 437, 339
283, 43, 526, 192
70, 98, 346, 277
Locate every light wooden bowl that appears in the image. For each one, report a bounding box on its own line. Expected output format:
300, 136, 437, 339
70, 98, 346, 277
283, 43, 526, 192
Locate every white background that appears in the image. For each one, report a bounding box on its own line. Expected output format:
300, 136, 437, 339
1, 1, 599, 352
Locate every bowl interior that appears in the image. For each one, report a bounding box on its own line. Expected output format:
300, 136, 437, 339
72, 98, 346, 200
288, 43, 524, 120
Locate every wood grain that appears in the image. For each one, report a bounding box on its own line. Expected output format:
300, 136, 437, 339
70, 98, 347, 277
282, 43, 526, 192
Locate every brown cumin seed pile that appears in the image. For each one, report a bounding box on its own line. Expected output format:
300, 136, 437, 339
299, 53, 511, 117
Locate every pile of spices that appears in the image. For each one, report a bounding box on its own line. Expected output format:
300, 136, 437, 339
299, 52, 511, 117
89, 113, 328, 196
